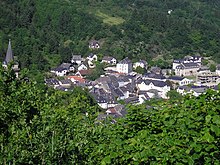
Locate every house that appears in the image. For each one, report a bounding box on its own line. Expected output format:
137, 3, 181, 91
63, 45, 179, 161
75, 70, 92, 77
138, 91, 150, 104
45, 78, 60, 88
172, 55, 202, 70
106, 105, 125, 117
87, 60, 96, 69
174, 63, 200, 76
59, 79, 72, 87
2, 39, 20, 77
172, 55, 202, 76
143, 73, 166, 81
150, 67, 161, 74
102, 56, 117, 65
177, 85, 208, 96
216, 64, 220, 76
119, 86, 130, 99
177, 85, 191, 95
67, 76, 86, 84
89, 40, 100, 49
190, 86, 208, 97
87, 53, 98, 62
94, 95, 108, 109
196, 72, 220, 87
137, 79, 170, 99
197, 66, 210, 74
71, 55, 83, 65
51, 63, 74, 76
133, 60, 148, 69
124, 96, 139, 104
77, 63, 88, 71
116, 57, 132, 74
118, 75, 131, 87
146, 89, 163, 99
168, 76, 193, 87
113, 88, 125, 100
161, 69, 172, 76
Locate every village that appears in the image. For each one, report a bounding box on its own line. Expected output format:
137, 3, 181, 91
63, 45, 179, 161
44, 40, 220, 118
2, 39, 220, 118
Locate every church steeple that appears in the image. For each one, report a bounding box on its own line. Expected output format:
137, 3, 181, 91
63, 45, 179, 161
5, 39, 14, 65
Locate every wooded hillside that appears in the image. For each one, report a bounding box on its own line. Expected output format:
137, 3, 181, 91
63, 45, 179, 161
1, 0, 220, 72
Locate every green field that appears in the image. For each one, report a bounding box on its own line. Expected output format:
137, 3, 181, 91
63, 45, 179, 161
95, 11, 125, 25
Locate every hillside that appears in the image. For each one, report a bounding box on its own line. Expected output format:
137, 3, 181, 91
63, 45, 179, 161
0, 65, 220, 164
1, 0, 220, 71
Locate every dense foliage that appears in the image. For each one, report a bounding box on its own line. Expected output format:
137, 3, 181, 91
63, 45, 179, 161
1, 64, 220, 164
1, 0, 220, 73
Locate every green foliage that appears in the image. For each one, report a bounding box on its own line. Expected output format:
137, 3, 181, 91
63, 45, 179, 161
1, 62, 220, 164
1, 0, 220, 75
135, 66, 145, 75
209, 64, 216, 72
167, 90, 183, 100
87, 62, 105, 81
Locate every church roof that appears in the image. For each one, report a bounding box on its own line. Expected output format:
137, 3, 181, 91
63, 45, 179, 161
5, 39, 14, 64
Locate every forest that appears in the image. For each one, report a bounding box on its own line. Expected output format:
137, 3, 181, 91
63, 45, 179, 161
1, 0, 220, 74
0, 60, 220, 164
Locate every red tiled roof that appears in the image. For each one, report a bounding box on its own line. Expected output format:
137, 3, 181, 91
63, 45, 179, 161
79, 70, 92, 76
68, 76, 85, 83
106, 108, 117, 114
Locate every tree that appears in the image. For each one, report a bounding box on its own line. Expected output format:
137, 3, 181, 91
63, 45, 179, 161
135, 66, 145, 74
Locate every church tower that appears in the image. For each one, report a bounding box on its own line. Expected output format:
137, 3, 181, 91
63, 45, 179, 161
5, 39, 14, 64
3, 39, 20, 77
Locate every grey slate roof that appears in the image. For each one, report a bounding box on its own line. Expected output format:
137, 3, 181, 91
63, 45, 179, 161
124, 96, 139, 104
5, 39, 14, 64
72, 55, 82, 60
114, 88, 124, 97
183, 62, 200, 68
45, 78, 59, 86
102, 56, 115, 61
144, 73, 166, 80
118, 57, 132, 64
168, 76, 184, 81
59, 79, 72, 85
141, 79, 168, 87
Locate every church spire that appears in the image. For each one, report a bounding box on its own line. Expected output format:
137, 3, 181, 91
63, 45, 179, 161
5, 39, 14, 64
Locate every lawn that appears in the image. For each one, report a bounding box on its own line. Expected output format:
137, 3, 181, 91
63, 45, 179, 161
95, 11, 125, 25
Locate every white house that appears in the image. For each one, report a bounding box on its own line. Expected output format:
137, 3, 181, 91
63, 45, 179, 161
51, 63, 74, 76
197, 72, 220, 87
168, 76, 193, 86
133, 60, 148, 69
89, 40, 100, 49
116, 57, 132, 74
174, 63, 200, 76
87, 53, 98, 62
77, 63, 88, 71
102, 56, 117, 65
137, 79, 170, 99
172, 55, 202, 70
216, 64, 220, 76
71, 55, 83, 65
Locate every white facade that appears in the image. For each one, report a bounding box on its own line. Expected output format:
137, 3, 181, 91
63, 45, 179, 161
216, 65, 220, 76
51, 69, 68, 77
116, 58, 132, 74
133, 60, 147, 69
137, 81, 170, 99
78, 63, 88, 71
102, 56, 117, 65
87, 54, 98, 62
